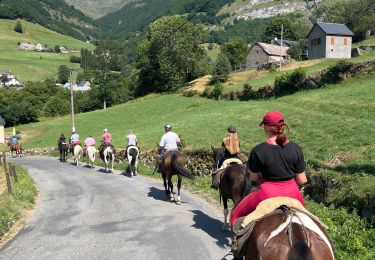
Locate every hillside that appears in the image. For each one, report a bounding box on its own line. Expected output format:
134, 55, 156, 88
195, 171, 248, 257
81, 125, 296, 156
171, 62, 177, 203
0, 19, 94, 82
0, 0, 100, 41
64, 0, 137, 19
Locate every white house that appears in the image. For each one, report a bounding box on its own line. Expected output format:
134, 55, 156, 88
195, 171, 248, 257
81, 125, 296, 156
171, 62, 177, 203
63, 81, 91, 92
0, 70, 21, 87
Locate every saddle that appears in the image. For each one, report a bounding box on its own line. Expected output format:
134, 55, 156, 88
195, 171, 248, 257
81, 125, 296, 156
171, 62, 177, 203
212, 159, 243, 187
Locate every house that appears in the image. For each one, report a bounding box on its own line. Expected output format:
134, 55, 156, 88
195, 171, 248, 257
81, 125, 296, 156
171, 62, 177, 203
245, 42, 289, 69
59, 46, 69, 53
63, 81, 91, 92
307, 22, 354, 60
271, 38, 297, 47
0, 70, 21, 87
0, 115, 5, 144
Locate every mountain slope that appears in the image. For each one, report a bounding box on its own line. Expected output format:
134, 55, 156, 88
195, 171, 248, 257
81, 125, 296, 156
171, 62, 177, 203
0, 0, 100, 41
0, 19, 94, 82
64, 0, 137, 19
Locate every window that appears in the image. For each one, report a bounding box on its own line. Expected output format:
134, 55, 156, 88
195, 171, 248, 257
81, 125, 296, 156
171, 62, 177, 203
331, 37, 335, 45
311, 37, 321, 46
344, 37, 348, 45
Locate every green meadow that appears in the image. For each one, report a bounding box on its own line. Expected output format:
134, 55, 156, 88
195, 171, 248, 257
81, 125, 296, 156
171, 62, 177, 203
0, 19, 94, 82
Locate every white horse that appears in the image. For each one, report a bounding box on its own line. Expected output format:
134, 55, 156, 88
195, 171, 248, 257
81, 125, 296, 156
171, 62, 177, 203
73, 144, 83, 166
86, 146, 96, 168
103, 146, 115, 173
126, 146, 139, 177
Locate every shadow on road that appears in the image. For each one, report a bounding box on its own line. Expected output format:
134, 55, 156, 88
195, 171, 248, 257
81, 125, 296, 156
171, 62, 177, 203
190, 210, 230, 248
147, 187, 167, 201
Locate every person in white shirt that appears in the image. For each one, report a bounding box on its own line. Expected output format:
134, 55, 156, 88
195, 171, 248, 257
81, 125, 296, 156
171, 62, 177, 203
157, 124, 180, 172
127, 130, 137, 147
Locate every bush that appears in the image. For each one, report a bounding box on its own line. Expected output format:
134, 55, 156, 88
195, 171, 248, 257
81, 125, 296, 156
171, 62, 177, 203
69, 55, 81, 63
13, 21, 23, 33
182, 90, 198, 97
325, 60, 354, 84
43, 96, 70, 117
211, 84, 224, 100
274, 68, 306, 95
210, 53, 231, 84
54, 45, 60, 53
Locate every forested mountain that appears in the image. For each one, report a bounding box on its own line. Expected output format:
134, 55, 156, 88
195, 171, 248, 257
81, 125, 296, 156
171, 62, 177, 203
0, 0, 100, 41
96, 0, 234, 37
64, 0, 136, 19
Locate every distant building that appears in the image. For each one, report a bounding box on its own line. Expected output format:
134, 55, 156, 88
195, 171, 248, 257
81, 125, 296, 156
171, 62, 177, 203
63, 81, 91, 92
0, 70, 21, 87
246, 42, 289, 69
0, 115, 5, 144
59, 46, 69, 53
307, 22, 354, 60
271, 38, 297, 47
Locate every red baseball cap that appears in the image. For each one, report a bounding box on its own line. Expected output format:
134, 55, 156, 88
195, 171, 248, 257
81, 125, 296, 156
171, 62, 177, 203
259, 111, 285, 126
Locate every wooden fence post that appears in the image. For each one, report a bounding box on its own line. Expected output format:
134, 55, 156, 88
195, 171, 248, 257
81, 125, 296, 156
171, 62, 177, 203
12, 165, 18, 183
3, 155, 7, 172
8, 162, 13, 176
5, 168, 12, 194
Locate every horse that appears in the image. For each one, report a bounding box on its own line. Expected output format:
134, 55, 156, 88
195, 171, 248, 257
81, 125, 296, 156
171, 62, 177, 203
126, 145, 139, 177
158, 146, 194, 205
102, 145, 115, 173
86, 146, 96, 168
8, 142, 23, 157
211, 146, 247, 230
72, 144, 83, 166
58, 140, 68, 162
242, 206, 334, 260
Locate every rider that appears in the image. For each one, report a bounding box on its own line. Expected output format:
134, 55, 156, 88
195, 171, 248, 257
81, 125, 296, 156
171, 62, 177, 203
99, 129, 113, 159
125, 130, 138, 157
84, 135, 96, 155
230, 111, 307, 226
69, 131, 80, 154
218, 125, 241, 169
11, 135, 18, 145
157, 124, 180, 172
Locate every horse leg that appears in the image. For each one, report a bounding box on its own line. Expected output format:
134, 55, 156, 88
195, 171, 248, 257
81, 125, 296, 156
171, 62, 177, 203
168, 177, 175, 202
176, 176, 182, 205
222, 197, 230, 230
162, 174, 169, 199
134, 157, 138, 176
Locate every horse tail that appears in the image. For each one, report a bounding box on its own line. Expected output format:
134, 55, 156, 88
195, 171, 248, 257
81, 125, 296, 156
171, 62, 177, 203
171, 153, 194, 180
287, 241, 313, 260
131, 149, 137, 165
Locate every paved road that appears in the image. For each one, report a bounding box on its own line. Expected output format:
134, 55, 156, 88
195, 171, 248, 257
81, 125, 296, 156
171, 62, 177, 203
0, 157, 231, 260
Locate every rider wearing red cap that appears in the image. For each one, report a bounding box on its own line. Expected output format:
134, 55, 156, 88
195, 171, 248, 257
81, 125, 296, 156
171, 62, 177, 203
230, 111, 307, 226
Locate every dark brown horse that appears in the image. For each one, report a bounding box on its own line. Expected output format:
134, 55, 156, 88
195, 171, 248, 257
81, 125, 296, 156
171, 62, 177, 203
158, 147, 194, 205
58, 140, 68, 162
211, 146, 247, 229
243, 207, 334, 260
8, 142, 23, 157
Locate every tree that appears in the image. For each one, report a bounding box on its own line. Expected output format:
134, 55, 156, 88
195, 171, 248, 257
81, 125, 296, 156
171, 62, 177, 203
43, 96, 70, 117
221, 38, 249, 66
58, 65, 70, 84
262, 16, 297, 43
210, 52, 231, 84
54, 45, 60, 53
287, 40, 307, 60
13, 20, 23, 33
136, 16, 207, 95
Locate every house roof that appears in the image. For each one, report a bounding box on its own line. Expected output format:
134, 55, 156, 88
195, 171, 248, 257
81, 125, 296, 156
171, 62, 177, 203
257, 42, 289, 56
309, 22, 354, 37
0, 115, 5, 126
0, 70, 12, 75
272, 39, 297, 47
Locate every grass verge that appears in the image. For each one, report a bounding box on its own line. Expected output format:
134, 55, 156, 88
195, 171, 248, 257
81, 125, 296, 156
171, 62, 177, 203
0, 165, 37, 241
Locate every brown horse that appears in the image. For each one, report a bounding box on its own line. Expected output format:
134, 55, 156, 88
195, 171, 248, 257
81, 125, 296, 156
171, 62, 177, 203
211, 146, 247, 229
158, 147, 194, 205
243, 207, 334, 260
8, 142, 23, 157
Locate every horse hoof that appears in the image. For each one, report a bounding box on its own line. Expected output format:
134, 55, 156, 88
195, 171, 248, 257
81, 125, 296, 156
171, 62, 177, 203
170, 196, 175, 202
176, 200, 181, 205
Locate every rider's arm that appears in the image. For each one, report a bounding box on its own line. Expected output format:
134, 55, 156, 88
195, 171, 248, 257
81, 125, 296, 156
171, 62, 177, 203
295, 172, 307, 186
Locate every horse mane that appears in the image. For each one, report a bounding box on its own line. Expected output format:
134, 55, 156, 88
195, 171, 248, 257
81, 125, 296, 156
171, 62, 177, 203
287, 241, 313, 260
171, 152, 194, 180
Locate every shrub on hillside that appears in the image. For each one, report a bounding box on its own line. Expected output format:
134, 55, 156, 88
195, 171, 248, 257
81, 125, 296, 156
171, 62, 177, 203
182, 90, 198, 97
325, 60, 354, 84
210, 53, 231, 85
42, 97, 70, 117
274, 68, 306, 95
69, 55, 81, 63
13, 21, 24, 33
211, 84, 224, 100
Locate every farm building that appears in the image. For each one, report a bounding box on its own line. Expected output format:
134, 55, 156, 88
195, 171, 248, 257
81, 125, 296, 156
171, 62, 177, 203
245, 42, 289, 69
271, 38, 297, 47
0, 70, 21, 87
0, 115, 5, 144
307, 22, 354, 59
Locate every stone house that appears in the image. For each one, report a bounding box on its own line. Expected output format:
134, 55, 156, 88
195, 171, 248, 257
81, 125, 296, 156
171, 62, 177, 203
0, 115, 5, 144
271, 38, 297, 47
246, 42, 289, 69
307, 22, 354, 60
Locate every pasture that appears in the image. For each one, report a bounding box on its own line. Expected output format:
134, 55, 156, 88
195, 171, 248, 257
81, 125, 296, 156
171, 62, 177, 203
0, 19, 93, 82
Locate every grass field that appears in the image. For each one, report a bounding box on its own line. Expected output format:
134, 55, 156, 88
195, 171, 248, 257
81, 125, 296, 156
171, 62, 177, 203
0, 19, 94, 82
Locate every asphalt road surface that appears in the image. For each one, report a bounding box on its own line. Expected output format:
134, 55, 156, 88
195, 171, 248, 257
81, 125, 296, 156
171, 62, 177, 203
0, 157, 231, 260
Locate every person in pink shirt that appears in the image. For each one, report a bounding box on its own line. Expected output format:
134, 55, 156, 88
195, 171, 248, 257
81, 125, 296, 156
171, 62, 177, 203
102, 129, 112, 143
85, 136, 96, 147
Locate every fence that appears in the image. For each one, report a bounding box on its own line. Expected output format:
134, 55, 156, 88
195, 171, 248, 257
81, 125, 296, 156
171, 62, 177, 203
0, 155, 18, 194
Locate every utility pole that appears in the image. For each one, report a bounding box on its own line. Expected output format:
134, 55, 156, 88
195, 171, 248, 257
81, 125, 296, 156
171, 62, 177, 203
69, 69, 76, 132
280, 24, 283, 71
